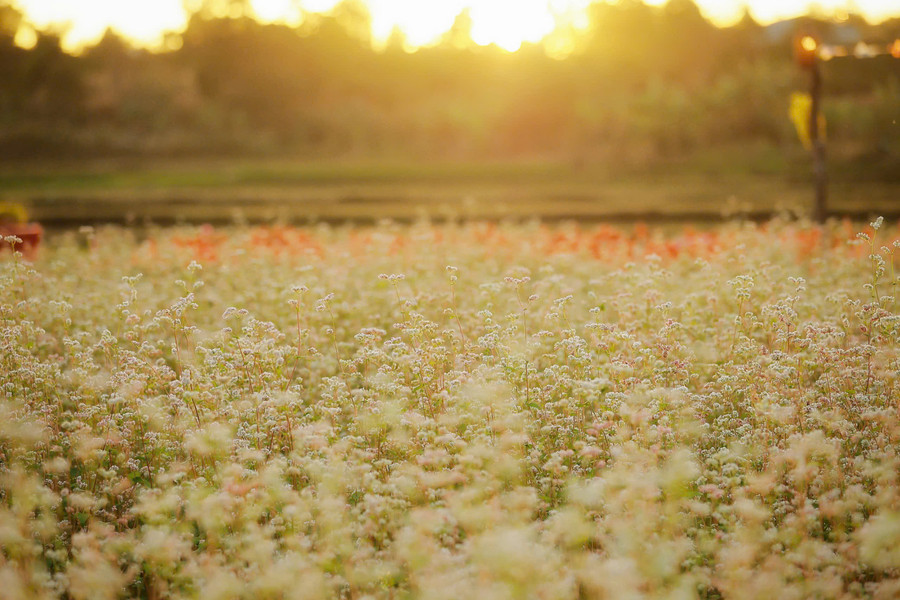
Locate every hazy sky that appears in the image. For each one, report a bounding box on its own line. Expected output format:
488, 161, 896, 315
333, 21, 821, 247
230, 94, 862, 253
10, 0, 900, 53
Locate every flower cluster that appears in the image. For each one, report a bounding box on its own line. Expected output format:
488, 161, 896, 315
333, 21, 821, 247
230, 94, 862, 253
1, 218, 899, 599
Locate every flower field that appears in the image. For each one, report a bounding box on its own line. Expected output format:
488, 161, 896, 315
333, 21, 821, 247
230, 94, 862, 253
2, 218, 900, 600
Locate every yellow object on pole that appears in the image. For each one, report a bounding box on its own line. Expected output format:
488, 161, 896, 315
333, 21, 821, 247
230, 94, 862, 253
789, 92, 826, 151
0, 202, 29, 224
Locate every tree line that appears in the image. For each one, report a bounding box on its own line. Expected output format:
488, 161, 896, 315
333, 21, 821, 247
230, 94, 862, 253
0, 0, 897, 170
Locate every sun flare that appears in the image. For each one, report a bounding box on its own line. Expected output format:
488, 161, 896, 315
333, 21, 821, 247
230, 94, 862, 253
10, 0, 187, 51
8, 0, 900, 53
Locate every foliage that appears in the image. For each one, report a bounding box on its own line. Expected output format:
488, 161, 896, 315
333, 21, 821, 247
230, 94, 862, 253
0, 0, 897, 168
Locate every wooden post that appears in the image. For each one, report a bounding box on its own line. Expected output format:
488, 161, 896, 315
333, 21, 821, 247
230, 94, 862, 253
796, 34, 827, 223
808, 57, 827, 223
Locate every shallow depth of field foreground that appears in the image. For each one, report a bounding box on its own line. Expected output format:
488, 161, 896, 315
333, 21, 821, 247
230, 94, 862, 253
2, 219, 900, 600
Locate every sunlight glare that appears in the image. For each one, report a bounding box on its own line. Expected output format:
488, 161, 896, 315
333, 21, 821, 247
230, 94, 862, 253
298, 0, 343, 11
366, 0, 466, 47
693, 0, 900, 26
252, 0, 303, 25
12, 0, 187, 52
9, 0, 900, 53
469, 0, 555, 51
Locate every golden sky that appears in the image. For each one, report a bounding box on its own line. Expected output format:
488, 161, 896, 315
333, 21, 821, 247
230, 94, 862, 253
10, 0, 900, 53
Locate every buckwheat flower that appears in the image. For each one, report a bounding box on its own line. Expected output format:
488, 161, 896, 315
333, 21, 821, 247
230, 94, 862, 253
185, 421, 234, 458
44, 456, 71, 475
857, 510, 900, 570
67, 536, 131, 600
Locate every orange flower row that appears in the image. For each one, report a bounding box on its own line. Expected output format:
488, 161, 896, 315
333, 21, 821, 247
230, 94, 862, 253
132, 220, 898, 267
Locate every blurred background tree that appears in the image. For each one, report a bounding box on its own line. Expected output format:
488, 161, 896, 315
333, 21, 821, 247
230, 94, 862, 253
0, 0, 896, 181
